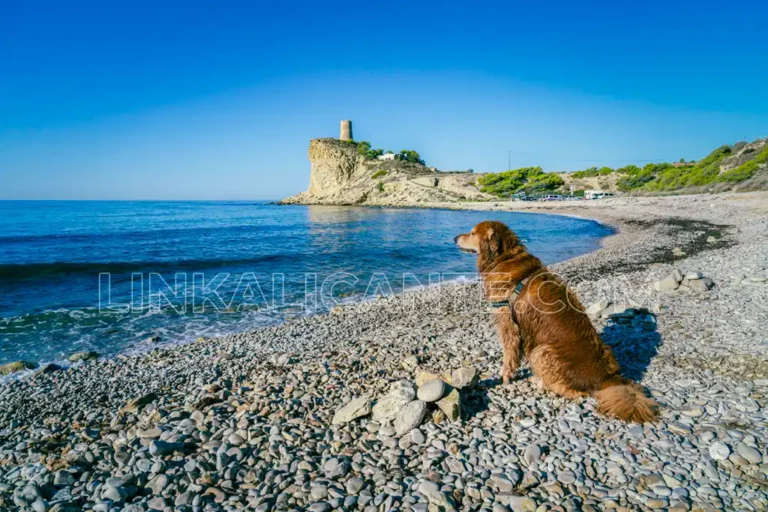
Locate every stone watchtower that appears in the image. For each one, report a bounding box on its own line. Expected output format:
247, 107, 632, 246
340, 120, 353, 141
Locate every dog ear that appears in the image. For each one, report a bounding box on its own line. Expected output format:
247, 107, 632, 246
487, 227, 501, 254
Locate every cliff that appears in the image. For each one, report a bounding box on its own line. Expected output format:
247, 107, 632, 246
280, 138, 491, 206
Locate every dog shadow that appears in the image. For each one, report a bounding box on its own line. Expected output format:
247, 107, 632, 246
599, 310, 661, 382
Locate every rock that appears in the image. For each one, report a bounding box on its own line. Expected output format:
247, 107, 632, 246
346, 477, 364, 495
672, 247, 686, 257
332, 395, 371, 425
142, 335, 162, 344
415, 371, 440, 388
586, 299, 611, 318
709, 442, 731, 461
147, 497, 167, 510
706, 235, 717, 243
32, 363, 62, 376
653, 274, 679, 292
121, 392, 158, 414
417, 379, 446, 402
684, 271, 703, 279
68, 351, 98, 362
372, 382, 415, 422
149, 439, 184, 457
523, 444, 542, 465
689, 277, 714, 292
495, 494, 537, 511
0, 360, 38, 375
451, 366, 479, 389
323, 457, 351, 479
394, 400, 427, 435
736, 444, 762, 464
672, 268, 684, 282
436, 387, 461, 422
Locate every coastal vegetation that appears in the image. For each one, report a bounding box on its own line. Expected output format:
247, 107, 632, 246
477, 167, 564, 197
343, 140, 426, 165
371, 170, 387, 179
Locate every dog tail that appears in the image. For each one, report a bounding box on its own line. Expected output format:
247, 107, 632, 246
592, 377, 658, 423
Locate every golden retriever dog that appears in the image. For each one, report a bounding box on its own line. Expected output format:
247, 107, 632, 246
455, 220, 657, 423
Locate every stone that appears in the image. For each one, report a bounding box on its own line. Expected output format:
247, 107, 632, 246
709, 442, 731, 461
736, 444, 762, 464
346, 477, 364, 495
523, 444, 541, 465
372, 383, 415, 422
415, 371, 441, 388
68, 351, 98, 362
149, 439, 183, 457
0, 360, 38, 375
689, 277, 714, 292
417, 379, 446, 402
586, 299, 611, 318
394, 400, 427, 435
706, 235, 717, 243
495, 494, 537, 511
653, 274, 679, 292
323, 457, 351, 479
684, 271, 703, 280
436, 388, 461, 422
451, 366, 479, 389
332, 395, 371, 425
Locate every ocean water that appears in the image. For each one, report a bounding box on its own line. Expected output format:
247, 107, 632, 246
0, 201, 612, 365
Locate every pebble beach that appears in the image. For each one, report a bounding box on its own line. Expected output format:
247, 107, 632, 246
1, 192, 767, 512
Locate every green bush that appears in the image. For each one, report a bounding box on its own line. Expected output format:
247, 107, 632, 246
398, 150, 424, 165
376, 181, 385, 193
371, 170, 387, 179
478, 167, 563, 197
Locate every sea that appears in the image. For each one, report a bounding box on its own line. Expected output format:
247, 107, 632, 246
0, 201, 613, 365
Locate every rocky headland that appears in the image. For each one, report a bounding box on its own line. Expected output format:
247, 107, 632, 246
279, 139, 490, 206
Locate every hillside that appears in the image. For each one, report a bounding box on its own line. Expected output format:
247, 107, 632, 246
279, 138, 491, 206
281, 137, 768, 205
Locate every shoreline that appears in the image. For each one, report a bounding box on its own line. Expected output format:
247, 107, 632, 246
1, 192, 767, 511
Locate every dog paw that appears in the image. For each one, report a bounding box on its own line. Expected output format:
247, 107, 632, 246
531, 376, 545, 390
501, 368, 515, 384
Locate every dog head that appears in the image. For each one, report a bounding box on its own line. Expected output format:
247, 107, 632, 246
454, 221, 520, 264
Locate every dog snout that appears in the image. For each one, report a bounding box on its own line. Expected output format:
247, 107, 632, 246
453, 235, 460, 243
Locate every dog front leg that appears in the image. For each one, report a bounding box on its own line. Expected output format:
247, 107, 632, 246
496, 309, 522, 384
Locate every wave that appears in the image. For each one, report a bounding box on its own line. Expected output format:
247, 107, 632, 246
0, 255, 288, 281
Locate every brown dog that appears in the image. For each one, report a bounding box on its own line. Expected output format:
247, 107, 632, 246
455, 221, 657, 423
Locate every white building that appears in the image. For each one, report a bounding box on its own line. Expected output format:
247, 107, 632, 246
377, 153, 397, 161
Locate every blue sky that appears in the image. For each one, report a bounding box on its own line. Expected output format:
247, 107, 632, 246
1, 1, 767, 200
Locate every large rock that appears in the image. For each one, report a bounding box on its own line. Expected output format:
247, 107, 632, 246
653, 274, 679, 292
688, 277, 714, 292
0, 361, 38, 375
436, 388, 461, 422
586, 299, 611, 318
69, 351, 99, 362
415, 371, 440, 388
332, 396, 371, 425
372, 381, 416, 422
451, 366, 479, 389
394, 400, 427, 435
417, 379, 446, 402
279, 138, 490, 207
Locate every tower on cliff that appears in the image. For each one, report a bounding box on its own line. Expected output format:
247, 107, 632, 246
340, 120, 353, 141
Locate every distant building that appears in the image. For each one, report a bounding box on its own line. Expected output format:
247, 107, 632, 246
340, 120, 353, 141
377, 153, 397, 161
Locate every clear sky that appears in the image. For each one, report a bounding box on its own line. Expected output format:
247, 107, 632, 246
1, 1, 767, 200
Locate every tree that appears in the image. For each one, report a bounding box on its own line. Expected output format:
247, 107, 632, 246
398, 150, 425, 165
